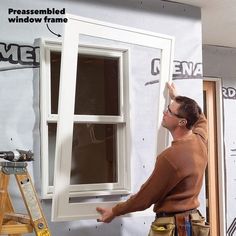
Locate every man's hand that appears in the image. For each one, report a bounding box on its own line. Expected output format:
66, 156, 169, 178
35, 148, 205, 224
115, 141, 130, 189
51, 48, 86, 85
167, 82, 178, 100
96, 207, 115, 223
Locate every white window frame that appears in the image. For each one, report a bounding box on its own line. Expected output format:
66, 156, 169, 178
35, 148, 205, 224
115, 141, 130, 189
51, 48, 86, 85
40, 39, 130, 198
52, 14, 174, 221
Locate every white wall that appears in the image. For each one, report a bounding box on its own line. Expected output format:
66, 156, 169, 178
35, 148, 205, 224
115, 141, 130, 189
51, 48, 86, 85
0, 0, 203, 235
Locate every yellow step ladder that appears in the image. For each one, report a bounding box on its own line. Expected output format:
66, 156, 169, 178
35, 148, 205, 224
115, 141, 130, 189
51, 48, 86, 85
0, 162, 51, 235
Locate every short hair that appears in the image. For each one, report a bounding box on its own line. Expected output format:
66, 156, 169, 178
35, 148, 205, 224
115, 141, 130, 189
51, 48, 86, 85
174, 96, 202, 130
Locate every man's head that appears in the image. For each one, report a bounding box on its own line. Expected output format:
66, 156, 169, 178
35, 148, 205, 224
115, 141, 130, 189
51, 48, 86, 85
162, 96, 202, 130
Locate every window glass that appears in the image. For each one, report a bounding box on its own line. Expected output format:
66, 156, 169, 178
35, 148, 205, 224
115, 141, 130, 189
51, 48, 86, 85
48, 123, 57, 186
50, 52, 119, 115
70, 123, 117, 184
50, 52, 60, 114
47, 122, 117, 185
49, 50, 120, 187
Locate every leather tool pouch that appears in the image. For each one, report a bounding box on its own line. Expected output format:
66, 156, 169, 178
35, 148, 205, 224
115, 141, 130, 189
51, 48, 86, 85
190, 211, 210, 236
175, 214, 190, 236
148, 216, 175, 236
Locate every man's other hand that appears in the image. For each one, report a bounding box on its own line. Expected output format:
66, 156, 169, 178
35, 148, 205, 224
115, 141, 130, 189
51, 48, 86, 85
96, 207, 115, 223
167, 82, 178, 100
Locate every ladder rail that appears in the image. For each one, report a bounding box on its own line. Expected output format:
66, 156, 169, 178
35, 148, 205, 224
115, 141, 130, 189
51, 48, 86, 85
0, 172, 10, 231
15, 172, 51, 235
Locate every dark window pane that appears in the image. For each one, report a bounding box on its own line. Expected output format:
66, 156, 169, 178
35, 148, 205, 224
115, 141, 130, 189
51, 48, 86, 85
48, 123, 57, 186
50, 51, 119, 115
50, 52, 61, 114
70, 123, 117, 184
48, 123, 118, 186
75, 55, 119, 115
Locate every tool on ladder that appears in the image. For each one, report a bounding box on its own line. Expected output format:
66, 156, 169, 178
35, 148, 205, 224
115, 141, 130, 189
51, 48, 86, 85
0, 150, 51, 235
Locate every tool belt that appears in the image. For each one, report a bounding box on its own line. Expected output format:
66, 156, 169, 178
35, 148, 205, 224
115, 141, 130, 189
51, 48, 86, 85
148, 209, 210, 236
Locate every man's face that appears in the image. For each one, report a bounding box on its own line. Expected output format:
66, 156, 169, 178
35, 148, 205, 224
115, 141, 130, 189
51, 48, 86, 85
162, 101, 182, 130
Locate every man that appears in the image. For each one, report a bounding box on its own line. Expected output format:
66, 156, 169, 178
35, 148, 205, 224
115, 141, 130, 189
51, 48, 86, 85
96, 83, 209, 235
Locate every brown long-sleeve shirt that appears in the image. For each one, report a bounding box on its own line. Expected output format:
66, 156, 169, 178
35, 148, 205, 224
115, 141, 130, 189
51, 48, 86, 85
112, 114, 208, 216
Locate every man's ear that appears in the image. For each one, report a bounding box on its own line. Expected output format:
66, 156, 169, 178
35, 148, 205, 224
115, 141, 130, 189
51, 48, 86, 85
179, 119, 187, 127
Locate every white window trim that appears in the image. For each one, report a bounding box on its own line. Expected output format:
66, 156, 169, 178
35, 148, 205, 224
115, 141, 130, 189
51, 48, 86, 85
40, 39, 130, 198
52, 14, 174, 221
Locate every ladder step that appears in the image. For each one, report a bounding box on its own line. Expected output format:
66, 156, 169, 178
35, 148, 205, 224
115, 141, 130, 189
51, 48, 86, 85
0, 223, 33, 234
0, 162, 51, 235
4, 213, 31, 224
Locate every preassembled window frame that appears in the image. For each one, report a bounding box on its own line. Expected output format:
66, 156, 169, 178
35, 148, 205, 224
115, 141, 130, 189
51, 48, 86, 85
50, 14, 174, 221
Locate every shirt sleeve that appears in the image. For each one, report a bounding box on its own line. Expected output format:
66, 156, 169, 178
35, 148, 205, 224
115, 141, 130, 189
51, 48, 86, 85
112, 154, 179, 216
192, 113, 208, 142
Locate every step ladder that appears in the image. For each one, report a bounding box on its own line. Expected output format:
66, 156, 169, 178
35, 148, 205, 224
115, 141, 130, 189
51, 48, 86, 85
0, 162, 51, 235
